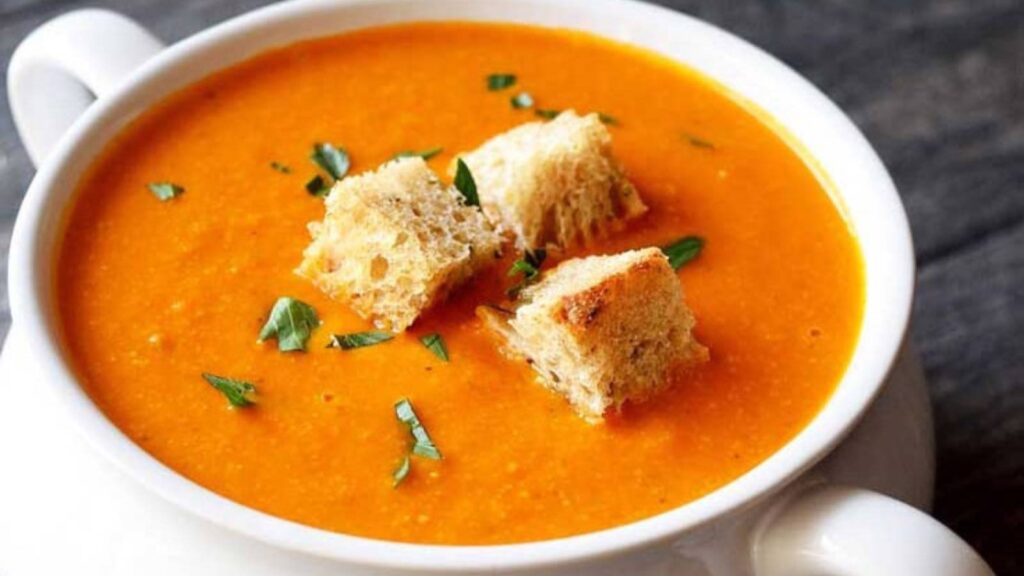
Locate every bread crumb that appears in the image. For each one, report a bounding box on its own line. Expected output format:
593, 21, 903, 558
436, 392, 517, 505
298, 157, 502, 331
479, 248, 707, 421
452, 110, 645, 249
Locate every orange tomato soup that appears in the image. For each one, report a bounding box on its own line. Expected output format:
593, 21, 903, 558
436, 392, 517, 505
57, 23, 863, 544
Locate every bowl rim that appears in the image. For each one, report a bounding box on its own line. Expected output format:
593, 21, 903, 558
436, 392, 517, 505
7, 0, 915, 571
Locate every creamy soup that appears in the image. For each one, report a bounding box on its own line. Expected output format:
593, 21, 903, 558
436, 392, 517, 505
57, 22, 863, 544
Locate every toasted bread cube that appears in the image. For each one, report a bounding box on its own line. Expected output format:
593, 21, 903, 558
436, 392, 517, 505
479, 248, 706, 421
451, 110, 646, 250
298, 157, 502, 331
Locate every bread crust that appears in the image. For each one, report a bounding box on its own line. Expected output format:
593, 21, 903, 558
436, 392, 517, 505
478, 248, 707, 421
299, 157, 503, 331
451, 110, 647, 250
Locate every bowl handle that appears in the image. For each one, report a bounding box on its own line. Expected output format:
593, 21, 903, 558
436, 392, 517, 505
753, 484, 994, 575
7, 9, 164, 167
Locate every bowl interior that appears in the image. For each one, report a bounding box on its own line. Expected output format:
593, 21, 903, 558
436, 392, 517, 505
9, 0, 914, 570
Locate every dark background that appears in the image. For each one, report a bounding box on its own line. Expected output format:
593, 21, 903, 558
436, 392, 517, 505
0, 0, 1020, 572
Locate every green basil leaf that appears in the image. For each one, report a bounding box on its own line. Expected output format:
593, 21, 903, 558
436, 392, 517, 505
395, 398, 442, 460
453, 159, 480, 207
306, 175, 328, 197
598, 113, 618, 125
392, 147, 443, 161
511, 92, 534, 109
202, 373, 256, 408
419, 333, 449, 362
310, 142, 351, 180
507, 259, 539, 277
487, 73, 516, 91
535, 108, 560, 120
392, 454, 411, 487
506, 248, 547, 297
327, 330, 394, 350
147, 182, 184, 201
661, 236, 705, 270
683, 133, 715, 149
270, 162, 291, 174
258, 297, 320, 352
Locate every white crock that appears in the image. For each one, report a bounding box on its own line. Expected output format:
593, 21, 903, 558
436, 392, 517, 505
2, 1, 995, 574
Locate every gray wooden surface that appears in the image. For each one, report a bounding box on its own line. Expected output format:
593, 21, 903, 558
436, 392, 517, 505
0, 0, 1020, 571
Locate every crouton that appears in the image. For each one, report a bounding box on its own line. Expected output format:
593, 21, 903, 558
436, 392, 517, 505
478, 247, 706, 422
451, 110, 646, 250
298, 157, 502, 331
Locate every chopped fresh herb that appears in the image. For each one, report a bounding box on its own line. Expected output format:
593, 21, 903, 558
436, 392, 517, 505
419, 333, 449, 362
506, 248, 547, 298
535, 108, 560, 120
258, 297, 320, 352
147, 182, 184, 201
392, 454, 411, 487
306, 174, 328, 197
327, 330, 394, 350
453, 159, 480, 207
661, 236, 705, 270
395, 398, 442, 460
487, 73, 516, 91
270, 162, 291, 174
305, 142, 348, 196
392, 147, 443, 161
511, 92, 534, 109
310, 142, 351, 180
683, 133, 715, 149
598, 113, 618, 125
202, 373, 256, 408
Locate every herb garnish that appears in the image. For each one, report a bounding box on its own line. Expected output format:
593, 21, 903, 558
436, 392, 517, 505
270, 162, 291, 174
487, 73, 517, 91
310, 143, 351, 180
392, 147, 443, 161
507, 248, 547, 298
392, 455, 411, 487
147, 182, 184, 201
392, 398, 442, 487
661, 236, 705, 270
306, 174, 329, 197
258, 297, 320, 352
328, 330, 394, 350
511, 92, 534, 109
396, 398, 442, 459
683, 133, 715, 149
535, 108, 560, 120
419, 333, 449, 362
453, 159, 480, 207
598, 113, 618, 125
202, 373, 256, 408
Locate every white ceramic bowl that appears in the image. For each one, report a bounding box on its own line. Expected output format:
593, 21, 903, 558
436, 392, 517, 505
5, 1, 993, 574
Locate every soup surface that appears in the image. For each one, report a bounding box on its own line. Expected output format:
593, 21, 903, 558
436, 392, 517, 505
58, 23, 863, 544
